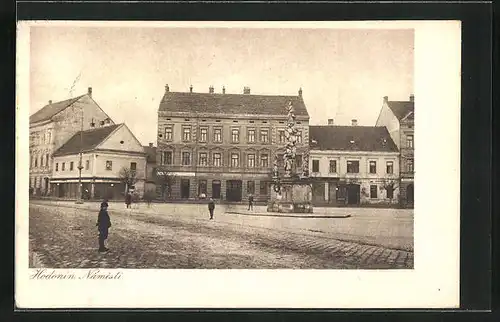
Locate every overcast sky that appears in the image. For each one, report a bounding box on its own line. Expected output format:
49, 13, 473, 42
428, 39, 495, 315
29, 26, 413, 145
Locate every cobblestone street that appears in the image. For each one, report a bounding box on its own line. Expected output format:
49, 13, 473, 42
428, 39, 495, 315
29, 201, 414, 269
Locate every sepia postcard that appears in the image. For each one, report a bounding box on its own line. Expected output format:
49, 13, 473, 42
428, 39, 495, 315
16, 20, 461, 309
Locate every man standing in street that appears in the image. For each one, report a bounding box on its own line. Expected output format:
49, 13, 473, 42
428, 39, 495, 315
96, 201, 111, 252
248, 194, 254, 211
125, 192, 132, 209
208, 197, 215, 220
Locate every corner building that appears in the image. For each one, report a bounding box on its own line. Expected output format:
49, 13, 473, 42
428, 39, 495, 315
156, 85, 310, 202
375, 95, 414, 207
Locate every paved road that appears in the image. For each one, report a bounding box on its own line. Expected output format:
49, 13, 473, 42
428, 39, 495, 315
34, 200, 414, 251
29, 202, 414, 269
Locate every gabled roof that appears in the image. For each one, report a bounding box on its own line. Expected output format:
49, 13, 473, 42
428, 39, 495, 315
53, 124, 121, 156
159, 91, 309, 117
387, 100, 414, 121
143, 145, 157, 163
29, 95, 85, 124
309, 125, 399, 152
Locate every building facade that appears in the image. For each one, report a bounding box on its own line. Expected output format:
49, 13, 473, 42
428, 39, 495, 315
156, 85, 310, 202
29, 87, 114, 196
50, 123, 147, 200
308, 124, 400, 206
375, 95, 414, 207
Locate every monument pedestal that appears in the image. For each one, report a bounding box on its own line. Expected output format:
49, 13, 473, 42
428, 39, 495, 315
267, 177, 314, 213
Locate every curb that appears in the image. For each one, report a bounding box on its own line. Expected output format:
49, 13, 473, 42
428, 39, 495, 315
225, 211, 352, 219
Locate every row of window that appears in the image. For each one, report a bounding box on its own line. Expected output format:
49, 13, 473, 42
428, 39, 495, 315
312, 160, 396, 174
195, 180, 268, 196
30, 131, 52, 146
368, 185, 394, 199
163, 125, 302, 144
161, 151, 272, 168
54, 161, 137, 172
311, 159, 414, 174
30, 153, 50, 169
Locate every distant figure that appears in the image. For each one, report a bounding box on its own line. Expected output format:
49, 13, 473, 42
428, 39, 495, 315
125, 192, 132, 208
208, 197, 215, 220
248, 194, 254, 210
96, 201, 111, 252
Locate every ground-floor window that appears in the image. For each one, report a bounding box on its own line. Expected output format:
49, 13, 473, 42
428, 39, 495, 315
370, 185, 378, 198
386, 185, 394, 199
198, 180, 207, 197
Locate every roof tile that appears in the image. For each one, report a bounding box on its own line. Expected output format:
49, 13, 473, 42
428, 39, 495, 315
30, 95, 85, 124
53, 124, 121, 156
159, 92, 309, 117
309, 125, 399, 152
387, 100, 414, 120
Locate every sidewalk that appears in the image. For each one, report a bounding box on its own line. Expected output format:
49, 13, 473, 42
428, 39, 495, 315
30, 200, 414, 251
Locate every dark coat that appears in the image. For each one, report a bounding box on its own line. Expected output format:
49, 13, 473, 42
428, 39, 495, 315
208, 200, 215, 210
97, 209, 111, 231
249, 195, 254, 202
125, 194, 132, 204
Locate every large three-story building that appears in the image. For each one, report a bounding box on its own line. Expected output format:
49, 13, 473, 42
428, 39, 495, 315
155, 85, 310, 202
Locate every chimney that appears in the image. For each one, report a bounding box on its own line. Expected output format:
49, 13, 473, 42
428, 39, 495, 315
48, 100, 52, 105
328, 118, 334, 125
88, 87, 92, 98
189, 85, 193, 93
222, 86, 226, 94
165, 84, 170, 93
149, 143, 153, 147
409, 94, 414, 102
351, 119, 358, 126
243, 86, 251, 94
209, 85, 214, 94
298, 87, 303, 97
383, 96, 389, 103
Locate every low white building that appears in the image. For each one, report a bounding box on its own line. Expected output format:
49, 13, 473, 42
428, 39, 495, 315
50, 123, 147, 200
308, 123, 400, 206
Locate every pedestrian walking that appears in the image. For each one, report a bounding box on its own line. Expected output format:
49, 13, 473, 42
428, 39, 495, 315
248, 194, 254, 211
96, 201, 111, 252
208, 197, 215, 220
125, 192, 132, 209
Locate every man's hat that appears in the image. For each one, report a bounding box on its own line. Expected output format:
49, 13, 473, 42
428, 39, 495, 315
101, 201, 109, 208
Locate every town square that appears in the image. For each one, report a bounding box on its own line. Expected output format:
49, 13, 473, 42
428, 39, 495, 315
27, 26, 414, 270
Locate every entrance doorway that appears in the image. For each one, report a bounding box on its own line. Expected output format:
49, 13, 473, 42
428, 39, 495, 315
346, 184, 360, 205
212, 180, 221, 199
312, 182, 325, 203
58, 184, 65, 198
180, 179, 190, 199
226, 180, 242, 202
44, 178, 49, 195
406, 183, 414, 204
328, 182, 337, 204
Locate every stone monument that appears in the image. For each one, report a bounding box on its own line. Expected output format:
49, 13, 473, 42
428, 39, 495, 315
267, 101, 314, 213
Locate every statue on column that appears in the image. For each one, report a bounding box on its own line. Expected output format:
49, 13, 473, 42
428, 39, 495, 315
302, 151, 309, 177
